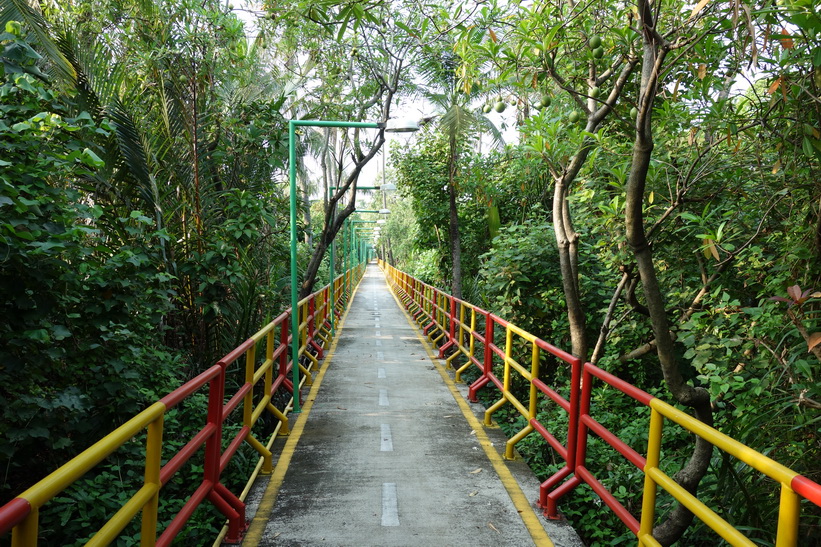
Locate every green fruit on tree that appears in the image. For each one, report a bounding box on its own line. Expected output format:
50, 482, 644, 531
589, 86, 600, 98
589, 36, 602, 49
494, 101, 506, 113
539, 94, 552, 108
592, 47, 604, 59
483, 104, 492, 114
630, 107, 638, 120
509, 97, 517, 105
568, 111, 581, 123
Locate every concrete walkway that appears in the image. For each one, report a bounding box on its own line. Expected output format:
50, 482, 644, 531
239, 265, 582, 547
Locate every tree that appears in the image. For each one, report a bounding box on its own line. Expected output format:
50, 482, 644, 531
0, 21, 181, 500
455, 0, 637, 361
265, 2, 419, 299
415, 47, 502, 299
622, 1, 714, 540
454, 0, 820, 543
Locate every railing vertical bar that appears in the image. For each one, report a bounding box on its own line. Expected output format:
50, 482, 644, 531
140, 415, 164, 546
638, 408, 663, 543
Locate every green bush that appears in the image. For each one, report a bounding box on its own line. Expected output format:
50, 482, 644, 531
0, 27, 183, 502
478, 220, 567, 340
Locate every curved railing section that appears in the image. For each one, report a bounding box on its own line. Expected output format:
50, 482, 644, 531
380, 260, 821, 547
0, 264, 365, 546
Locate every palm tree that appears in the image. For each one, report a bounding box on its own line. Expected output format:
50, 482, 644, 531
16, 0, 299, 366
416, 49, 502, 299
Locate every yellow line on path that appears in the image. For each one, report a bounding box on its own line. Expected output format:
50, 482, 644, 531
386, 279, 555, 547
242, 279, 363, 546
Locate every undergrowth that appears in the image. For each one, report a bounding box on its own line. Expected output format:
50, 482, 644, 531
453, 355, 821, 546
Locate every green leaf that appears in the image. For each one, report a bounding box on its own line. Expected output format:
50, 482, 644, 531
13, 229, 35, 241
53, 437, 73, 449
23, 328, 50, 341
51, 325, 72, 340
79, 148, 105, 168
803, 136, 814, 158
26, 426, 49, 439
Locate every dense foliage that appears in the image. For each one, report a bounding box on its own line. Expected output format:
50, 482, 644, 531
1, 25, 181, 475
1, 0, 820, 543
383, 0, 820, 544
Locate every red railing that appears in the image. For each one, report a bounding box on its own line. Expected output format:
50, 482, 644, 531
381, 261, 821, 546
383, 265, 581, 515
0, 265, 364, 546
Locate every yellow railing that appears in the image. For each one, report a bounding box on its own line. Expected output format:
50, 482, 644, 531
380, 260, 821, 546
639, 398, 805, 547
0, 265, 365, 546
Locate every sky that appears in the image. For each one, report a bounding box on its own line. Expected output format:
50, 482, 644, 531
231, 2, 521, 196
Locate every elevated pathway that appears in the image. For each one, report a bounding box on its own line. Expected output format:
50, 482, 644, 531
238, 264, 582, 546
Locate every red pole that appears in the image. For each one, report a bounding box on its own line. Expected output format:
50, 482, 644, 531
468, 312, 494, 402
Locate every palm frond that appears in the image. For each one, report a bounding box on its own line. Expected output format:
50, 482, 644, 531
106, 99, 156, 210
55, 29, 125, 113
439, 103, 475, 141
476, 114, 504, 149
416, 88, 451, 112
0, 0, 74, 81
416, 48, 459, 92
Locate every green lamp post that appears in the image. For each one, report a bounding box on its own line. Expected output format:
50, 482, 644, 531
327, 196, 391, 338
289, 120, 381, 412
288, 118, 417, 412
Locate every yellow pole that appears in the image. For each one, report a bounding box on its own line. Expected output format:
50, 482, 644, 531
528, 343, 540, 419
638, 408, 663, 545
775, 484, 800, 547
140, 416, 164, 546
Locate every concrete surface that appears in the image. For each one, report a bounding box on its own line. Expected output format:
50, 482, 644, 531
238, 264, 584, 547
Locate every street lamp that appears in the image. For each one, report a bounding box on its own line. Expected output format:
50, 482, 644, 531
288, 118, 416, 412
327, 198, 392, 340
385, 118, 420, 133
355, 209, 391, 215
289, 120, 381, 412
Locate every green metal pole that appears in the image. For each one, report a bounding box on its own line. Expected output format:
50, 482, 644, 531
292, 120, 381, 131
341, 219, 347, 301
288, 120, 301, 412
328, 187, 336, 337
351, 221, 376, 270
346, 221, 352, 297
288, 120, 381, 412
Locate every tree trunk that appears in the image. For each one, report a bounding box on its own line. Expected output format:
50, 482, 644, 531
448, 133, 462, 300
552, 172, 587, 361
299, 126, 389, 299
547, 57, 637, 362
624, 3, 713, 543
